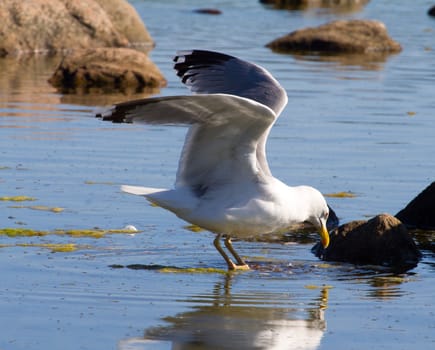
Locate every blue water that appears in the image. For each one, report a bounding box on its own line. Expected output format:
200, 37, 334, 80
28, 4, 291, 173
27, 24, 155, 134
0, 1, 434, 349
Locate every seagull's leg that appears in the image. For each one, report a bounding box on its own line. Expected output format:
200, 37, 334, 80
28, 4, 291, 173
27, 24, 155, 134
213, 234, 237, 271
224, 237, 250, 270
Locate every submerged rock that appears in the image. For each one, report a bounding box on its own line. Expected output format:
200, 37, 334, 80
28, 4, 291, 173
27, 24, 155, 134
0, 0, 153, 57
313, 214, 421, 272
193, 8, 222, 15
260, 0, 369, 12
266, 20, 401, 54
48, 48, 166, 92
429, 5, 435, 17
396, 182, 435, 230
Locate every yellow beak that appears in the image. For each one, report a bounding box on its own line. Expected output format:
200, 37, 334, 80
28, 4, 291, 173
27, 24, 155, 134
319, 223, 330, 248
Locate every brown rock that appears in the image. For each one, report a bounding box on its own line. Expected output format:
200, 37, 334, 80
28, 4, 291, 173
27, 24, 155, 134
0, 0, 153, 57
312, 214, 421, 271
396, 182, 435, 230
93, 0, 154, 46
266, 20, 402, 54
48, 48, 166, 92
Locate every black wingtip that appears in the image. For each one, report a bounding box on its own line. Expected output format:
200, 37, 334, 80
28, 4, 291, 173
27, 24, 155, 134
173, 49, 236, 79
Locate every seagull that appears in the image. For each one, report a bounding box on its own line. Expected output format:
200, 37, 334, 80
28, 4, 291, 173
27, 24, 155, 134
96, 50, 330, 270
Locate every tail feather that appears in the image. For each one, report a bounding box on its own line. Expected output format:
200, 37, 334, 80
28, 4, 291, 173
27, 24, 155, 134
121, 185, 167, 196
120, 185, 198, 216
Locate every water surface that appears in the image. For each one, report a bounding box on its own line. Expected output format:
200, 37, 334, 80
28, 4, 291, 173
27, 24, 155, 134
1, 1, 434, 349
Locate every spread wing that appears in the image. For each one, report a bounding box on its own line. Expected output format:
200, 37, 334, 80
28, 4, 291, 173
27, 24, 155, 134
96, 50, 288, 192
97, 94, 276, 189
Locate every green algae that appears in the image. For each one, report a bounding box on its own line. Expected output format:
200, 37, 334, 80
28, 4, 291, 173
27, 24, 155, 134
183, 224, 204, 232
10, 205, 64, 213
16, 243, 78, 253
159, 267, 227, 274
0, 196, 37, 202
316, 263, 337, 269
0, 228, 47, 237
0, 227, 138, 253
0, 227, 141, 238
110, 264, 227, 274
84, 180, 116, 185
62, 229, 106, 238
324, 191, 357, 198
0, 243, 84, 253
50, 207, 64, 213
304, 284, 334, 290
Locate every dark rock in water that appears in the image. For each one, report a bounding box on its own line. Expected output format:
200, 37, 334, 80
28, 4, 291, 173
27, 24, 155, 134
48, 48, 166, 93
312, 214, 421, 272
266, 20, 402, 54
259, 0, 369, 12
396, 182, 435, 230
428, 5, 435, 17
194, 8, 222, 15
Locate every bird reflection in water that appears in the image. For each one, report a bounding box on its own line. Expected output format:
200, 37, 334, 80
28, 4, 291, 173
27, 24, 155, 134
119, 274, 329, 350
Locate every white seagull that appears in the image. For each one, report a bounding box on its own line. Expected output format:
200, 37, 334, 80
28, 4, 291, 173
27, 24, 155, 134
97, 50, 330, 270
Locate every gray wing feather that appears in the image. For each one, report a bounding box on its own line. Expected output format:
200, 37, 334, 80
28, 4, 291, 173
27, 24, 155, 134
174, 50, 288, 116
97, 94, 276, 188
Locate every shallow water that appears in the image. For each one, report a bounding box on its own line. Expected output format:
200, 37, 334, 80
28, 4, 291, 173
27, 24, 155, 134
1, 0, 434, 349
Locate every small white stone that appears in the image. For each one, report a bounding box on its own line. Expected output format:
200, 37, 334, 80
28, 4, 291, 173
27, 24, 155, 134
124, 225, 138, 232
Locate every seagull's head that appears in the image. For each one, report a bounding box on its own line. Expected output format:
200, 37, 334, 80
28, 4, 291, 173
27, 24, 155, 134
311, 208, 330, 249
302, 187, 330, 249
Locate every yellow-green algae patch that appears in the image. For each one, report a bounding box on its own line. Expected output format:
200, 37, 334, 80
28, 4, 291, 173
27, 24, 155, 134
0, 228, 47, 237
324, 191, 357, 198
159, 267, 227, 274
84, 180, 116, 185
0, 227, 141, 238
110, 264, 227, 274
316, 263, 336, 269
184, 224, 204, 232
50, 207, 64, 213
0, 196, 37, 202
10, 205, 64, 213
61, 229, 106, 238
304, 284, 334, 290
16, 243, 78, 253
